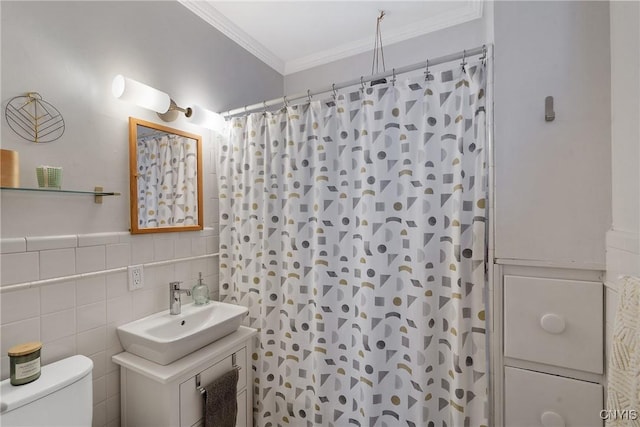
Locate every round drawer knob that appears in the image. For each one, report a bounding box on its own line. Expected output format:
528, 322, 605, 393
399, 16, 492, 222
540, 313, 566, 334
541, 411, 565, 427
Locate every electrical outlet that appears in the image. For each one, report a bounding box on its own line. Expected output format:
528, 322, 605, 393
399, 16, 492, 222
128, 265, 144, 290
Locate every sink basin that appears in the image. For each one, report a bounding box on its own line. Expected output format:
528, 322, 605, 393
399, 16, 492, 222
117, 301, 248, 365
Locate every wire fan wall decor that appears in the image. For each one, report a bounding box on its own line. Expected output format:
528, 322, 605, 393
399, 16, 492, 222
5, 92, 65, 143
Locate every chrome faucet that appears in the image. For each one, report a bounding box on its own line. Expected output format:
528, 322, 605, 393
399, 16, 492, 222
169, 282, 191, 315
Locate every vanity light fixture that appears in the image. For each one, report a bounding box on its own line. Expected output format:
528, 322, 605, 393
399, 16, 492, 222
187, 104, 226, 131
111, 75, 225, 131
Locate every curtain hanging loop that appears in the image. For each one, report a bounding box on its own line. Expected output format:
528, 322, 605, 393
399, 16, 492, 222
424, 59, 432, 81
371, 10, 386, 76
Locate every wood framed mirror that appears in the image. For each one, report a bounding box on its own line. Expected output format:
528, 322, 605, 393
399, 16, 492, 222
129, 117, 203, 234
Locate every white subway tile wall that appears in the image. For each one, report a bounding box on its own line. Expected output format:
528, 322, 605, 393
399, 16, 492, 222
76, 245, 107, 274
0, 228, 220, 427
27, 235, 78, 252
0, 237, 26, 254
1, 252, 39, 284
40, 249, 76, 280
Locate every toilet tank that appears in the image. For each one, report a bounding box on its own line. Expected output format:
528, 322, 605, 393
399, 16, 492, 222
0, 355, 93, 426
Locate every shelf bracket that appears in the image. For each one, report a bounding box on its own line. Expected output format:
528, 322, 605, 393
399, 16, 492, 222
94, 186, 104, 204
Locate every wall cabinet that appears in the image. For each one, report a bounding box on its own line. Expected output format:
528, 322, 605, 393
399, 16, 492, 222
493, 1, 611, 268
113, 326, 256, 427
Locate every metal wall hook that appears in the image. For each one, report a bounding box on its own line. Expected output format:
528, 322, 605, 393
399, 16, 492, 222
545, 96, 555, 122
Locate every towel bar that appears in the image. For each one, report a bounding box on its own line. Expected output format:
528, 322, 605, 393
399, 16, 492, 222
196, 366, 241, 395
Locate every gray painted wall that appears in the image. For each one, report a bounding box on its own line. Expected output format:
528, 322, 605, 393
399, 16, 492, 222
1, 1, 283, 237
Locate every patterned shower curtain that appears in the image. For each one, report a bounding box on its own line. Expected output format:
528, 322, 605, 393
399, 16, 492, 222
136, 134, 198, 228
220, 60, 488, 427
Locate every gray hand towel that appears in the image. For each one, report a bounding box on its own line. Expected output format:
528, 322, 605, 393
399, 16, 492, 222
203, 368, 239, 427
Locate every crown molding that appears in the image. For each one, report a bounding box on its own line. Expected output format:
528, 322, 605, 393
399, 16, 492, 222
179, 0, 483, 76
284, 1, 483, 75
178, 0, 285, 75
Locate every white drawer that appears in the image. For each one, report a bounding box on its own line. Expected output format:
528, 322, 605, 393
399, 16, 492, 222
504, 275, 603, 373
505, 367, 602, 427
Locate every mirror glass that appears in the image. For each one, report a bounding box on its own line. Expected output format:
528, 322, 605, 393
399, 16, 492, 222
129, 117, 203, 234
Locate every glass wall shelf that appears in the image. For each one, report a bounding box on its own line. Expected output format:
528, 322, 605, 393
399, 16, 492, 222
0, 186, 120, 204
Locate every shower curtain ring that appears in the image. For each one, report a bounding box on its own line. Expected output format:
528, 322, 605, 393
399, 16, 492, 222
263, 101, 268, 115
461, 49, 467, 71
332, 83, 337, 100
360, 76, 365, 92
391, 68, 396, 86
307, 89, 312, 103
244, 105, 248, 114
283, 96, 289, 107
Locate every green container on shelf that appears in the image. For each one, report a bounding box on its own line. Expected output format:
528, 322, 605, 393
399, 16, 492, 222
36, 166, 63, 189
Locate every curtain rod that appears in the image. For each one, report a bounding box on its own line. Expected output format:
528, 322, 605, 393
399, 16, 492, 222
223, 45, 487, 117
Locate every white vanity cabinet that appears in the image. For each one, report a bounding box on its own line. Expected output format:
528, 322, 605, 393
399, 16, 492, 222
113, 326, 256, 427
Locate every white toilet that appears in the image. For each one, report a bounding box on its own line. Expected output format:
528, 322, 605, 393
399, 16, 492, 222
0, 355, 93, 426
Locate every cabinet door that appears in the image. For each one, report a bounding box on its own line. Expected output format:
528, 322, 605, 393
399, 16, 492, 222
235, 347, 247, 391
236, 389, 248, 427
180, 355, 234, 427
189, 390, 248, 427
179, 348, 248, 427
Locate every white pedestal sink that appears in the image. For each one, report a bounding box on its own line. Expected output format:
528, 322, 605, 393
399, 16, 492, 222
116, 301, 248, 365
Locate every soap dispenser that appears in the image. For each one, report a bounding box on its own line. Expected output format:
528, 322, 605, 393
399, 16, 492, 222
192, 272, 209, 305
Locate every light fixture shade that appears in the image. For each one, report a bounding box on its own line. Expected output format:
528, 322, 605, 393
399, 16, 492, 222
111, 75, 171, 114
187, 105, 226, 131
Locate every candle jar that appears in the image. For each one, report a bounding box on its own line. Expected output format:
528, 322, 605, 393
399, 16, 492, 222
8, 342, 42, 386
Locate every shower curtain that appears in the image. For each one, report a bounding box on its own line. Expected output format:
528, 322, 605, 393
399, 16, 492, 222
220, 60, 488, 426
136, 134, 198, 228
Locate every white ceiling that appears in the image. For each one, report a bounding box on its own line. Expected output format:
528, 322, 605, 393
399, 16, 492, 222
179, 1, 483, 75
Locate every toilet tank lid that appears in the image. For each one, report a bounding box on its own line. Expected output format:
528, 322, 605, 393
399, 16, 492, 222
0, 355, 93, 414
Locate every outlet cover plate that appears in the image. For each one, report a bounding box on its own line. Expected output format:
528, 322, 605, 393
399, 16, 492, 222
128, 265, 144, 291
